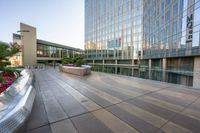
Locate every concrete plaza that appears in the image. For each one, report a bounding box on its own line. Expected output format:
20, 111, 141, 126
23, 67, 200, 133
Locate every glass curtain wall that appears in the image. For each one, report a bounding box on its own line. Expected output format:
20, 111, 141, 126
85, 0, 143, 60
37, 44, 82, 58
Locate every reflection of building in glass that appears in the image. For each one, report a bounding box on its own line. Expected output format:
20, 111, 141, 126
85, 0, 200, 88
11, 23, 83, 66
36, 40, 83, 64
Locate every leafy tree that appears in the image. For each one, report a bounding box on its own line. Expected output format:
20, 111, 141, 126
0, 42, 10, 60
0, 41, 20, 70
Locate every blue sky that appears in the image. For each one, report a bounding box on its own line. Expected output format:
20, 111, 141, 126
0, 0, 84, 49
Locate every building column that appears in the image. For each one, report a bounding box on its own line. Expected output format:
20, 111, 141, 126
20, 23, 37, 66
149, 59, 152, 79
193, 57, 200, 89
115, 60, 117, 74
102, 60, 105, 72
162, 58, 166, 82
132, 59, 134, 76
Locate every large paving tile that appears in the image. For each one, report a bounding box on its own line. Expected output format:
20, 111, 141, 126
167, 86, 200, 97
26, 88, 49, 129
185, 98, 200, 111
84, 80, 134, 100
127, 98, 177, 120
147, 92, 191, 107
55, 80, 101, 112
71, 113, 113, 133
92, 109, 139, 133
26, 125, 52, 133
49, 72, 115, 107
50, 119, 78, 133
100, 77, 151, 94
116, 102, 167, 128
160, 122, 193, 133
181, 101, 200, 121
101, 75, 162, 91
54, 75, 122, 104
56, 94, 88, 117
156, 89, 198, 102
168, 113, 200, 132
79, 89, 113, 107
43, 97, 68, 123
106, 105, 158, 133
95, 81, 143, 98
137, 96, 184, 113
26, 94, 49, 130
41, 90, 55, 101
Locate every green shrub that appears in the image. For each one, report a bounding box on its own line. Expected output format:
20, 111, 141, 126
61, 56, 72, 64
3, 68, 15, 76
0, 76, 3, 83
74, 55, 85, 67
0, 60, 11, 70
61, 55, 85, 67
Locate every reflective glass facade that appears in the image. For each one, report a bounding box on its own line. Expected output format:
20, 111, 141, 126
85, 0, 143, 59
143, 0, 200, 58
85, 0, 200, 59
85, 0, 200, 86
36, 40, 83, 59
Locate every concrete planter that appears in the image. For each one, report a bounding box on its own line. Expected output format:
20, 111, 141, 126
61, 65, 91, 76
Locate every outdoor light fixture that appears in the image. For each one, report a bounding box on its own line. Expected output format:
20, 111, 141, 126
17, 30, 30, 33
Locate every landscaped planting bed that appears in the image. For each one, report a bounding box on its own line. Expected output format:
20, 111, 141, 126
0, 68, 21, 93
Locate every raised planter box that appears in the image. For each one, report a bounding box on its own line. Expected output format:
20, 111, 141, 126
61, 65, 91, 76
0, 69, 35, 133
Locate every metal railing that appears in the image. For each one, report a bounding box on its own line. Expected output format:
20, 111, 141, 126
90, 64, 194, 86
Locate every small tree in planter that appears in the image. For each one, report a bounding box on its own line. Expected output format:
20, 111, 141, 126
74, 55, 85, 67
61, 55, 72, 65
61, 55, 85, 67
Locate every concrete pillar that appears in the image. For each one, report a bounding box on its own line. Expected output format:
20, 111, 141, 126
193, 57, 200, 89
102, 60, 105, 72
162, 58, 166, 82
132, 59, 134, 76
149, 59, 152, 79
115, 60, 117, 74
20, 23, 37, 66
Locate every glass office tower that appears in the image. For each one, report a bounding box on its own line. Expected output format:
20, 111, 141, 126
85, 0, 200, 87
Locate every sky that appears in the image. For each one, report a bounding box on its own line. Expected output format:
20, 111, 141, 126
0, 0, 84, 49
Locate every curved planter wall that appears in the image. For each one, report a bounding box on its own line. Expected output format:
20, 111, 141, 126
0, 69, 36, 133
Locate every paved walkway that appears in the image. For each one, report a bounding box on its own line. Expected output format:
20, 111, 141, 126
24, 67, 200, 133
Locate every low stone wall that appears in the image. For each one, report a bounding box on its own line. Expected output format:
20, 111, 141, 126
62, 65, 91, 76
0, 69, 35, 133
